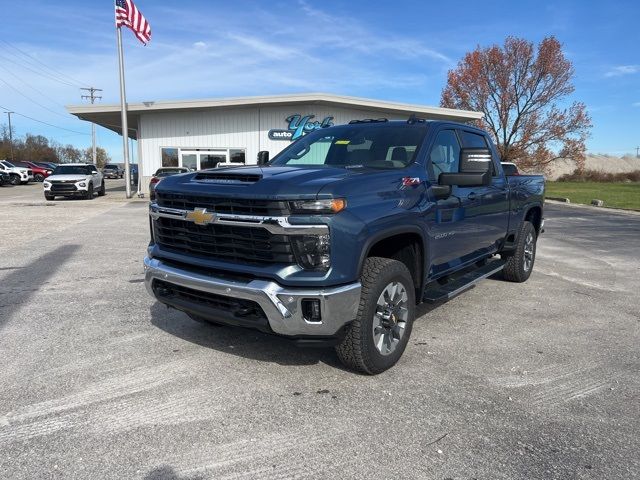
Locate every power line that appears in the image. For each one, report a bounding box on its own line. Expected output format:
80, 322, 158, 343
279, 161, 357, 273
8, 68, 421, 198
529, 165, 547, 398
0, 103, 90, 136
0, 40, 88, 88
0, 77, 71, 119
0, 62, 68, 110
0, 53, 79, 88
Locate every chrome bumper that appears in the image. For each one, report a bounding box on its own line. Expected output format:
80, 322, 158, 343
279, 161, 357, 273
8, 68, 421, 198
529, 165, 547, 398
144, 256, 361, 337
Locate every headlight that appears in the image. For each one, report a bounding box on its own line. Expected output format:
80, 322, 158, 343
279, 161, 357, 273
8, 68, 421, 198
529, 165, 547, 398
46, 170, 52, 174
290, 198, 346, 214
43, 182, 51, 188
292, 233, 331, 270
78, 182, 86, 187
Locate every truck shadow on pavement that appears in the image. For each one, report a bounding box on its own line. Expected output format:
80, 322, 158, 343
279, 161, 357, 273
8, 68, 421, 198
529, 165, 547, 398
144, 466, 203, 480
149, 303, 347, 370
0, 244, 80, 328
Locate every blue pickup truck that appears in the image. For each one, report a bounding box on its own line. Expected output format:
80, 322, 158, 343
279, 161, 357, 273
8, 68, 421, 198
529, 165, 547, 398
144, 118, 545, 374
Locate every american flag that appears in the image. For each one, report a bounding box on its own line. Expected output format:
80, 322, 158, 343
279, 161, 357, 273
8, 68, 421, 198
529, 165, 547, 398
115, 0, 151, 45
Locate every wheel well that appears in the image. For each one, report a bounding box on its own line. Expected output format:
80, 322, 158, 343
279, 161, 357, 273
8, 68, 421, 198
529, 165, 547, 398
525, 206, 542, 234
366, 233, 423, 297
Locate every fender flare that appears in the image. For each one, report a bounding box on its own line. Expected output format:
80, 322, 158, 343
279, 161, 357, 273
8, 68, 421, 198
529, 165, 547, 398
357, 224, 427, 278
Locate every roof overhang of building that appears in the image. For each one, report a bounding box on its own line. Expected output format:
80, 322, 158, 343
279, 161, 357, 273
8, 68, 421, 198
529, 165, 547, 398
66, 92, 484, 140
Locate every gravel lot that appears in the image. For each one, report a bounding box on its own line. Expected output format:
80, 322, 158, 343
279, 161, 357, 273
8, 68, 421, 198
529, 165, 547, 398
1, 182, 638, 479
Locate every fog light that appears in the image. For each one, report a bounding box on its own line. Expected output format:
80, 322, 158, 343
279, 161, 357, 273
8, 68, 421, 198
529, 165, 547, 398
302, 299, 322, 322
78, 182, 86, 187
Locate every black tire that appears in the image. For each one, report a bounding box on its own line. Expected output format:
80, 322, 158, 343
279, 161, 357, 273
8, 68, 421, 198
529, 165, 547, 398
98, 180, 106, 196
335, 257, 416, 375
9, 174, 20, 185
85, 183, 94, 200
34, 173, 45, 182
502, 221, 537, 282
44, 193, 55, 201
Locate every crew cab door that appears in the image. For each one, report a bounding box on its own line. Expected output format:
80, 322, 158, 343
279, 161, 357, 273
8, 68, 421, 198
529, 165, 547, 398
425, 128, 502, 276
457, 129, 509, 253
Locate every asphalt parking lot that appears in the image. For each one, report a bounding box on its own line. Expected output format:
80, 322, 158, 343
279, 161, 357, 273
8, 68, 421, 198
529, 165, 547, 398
0, 183, 638, 479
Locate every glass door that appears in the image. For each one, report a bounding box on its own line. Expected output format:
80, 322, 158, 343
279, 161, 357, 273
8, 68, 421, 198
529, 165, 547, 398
180, 152, 198, 171
180, 150, 229, 170
200, 151, 228, 169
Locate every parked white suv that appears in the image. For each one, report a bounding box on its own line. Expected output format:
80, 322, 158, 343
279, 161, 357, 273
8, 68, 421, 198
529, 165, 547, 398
43, 163, 105, 200
0, 160, 33, 185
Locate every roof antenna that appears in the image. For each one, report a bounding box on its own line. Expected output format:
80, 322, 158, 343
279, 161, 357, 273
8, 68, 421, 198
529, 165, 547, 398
407, 114, 425, 124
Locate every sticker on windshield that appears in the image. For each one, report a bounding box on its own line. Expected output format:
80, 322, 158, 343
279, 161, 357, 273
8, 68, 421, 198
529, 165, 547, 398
335, 140, 351, 145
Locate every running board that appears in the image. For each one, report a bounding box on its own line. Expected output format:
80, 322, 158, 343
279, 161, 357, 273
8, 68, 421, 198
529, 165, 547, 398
422, 259, 506, 304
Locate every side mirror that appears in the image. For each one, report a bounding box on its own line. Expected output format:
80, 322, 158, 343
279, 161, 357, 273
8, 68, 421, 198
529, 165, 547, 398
91, 170, 99, 175
436, 147, 493, 187
459, 147, 492, 174
257, 151, 269, 165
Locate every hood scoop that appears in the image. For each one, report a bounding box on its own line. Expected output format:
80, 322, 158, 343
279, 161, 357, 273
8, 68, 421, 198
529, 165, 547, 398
193, 172, 262, 184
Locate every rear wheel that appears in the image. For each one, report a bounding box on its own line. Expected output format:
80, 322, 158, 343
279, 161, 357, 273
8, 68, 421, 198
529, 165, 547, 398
335, 257, 415, 375
502, 221, 537, 282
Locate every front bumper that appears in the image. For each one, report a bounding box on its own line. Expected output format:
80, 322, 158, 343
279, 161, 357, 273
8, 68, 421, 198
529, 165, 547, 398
144, 256, 361, 337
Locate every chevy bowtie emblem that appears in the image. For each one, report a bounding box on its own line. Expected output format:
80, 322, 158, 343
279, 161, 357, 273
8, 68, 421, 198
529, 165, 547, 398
185, 208, 215, 225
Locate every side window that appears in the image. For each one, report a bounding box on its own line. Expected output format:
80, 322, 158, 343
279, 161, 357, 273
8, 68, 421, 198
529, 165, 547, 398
429, 130, 460, 178
459, 130, 498, 176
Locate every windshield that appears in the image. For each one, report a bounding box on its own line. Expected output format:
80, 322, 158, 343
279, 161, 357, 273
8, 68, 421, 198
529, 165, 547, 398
155, 168, 186, 177
53, 165, 91, 175
270, 125, 427, 169
2, 160, 16, 168
104, 165, 117, 169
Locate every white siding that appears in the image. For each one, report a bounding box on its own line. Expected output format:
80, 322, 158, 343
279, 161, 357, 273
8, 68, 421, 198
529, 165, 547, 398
138, 104, 412, 193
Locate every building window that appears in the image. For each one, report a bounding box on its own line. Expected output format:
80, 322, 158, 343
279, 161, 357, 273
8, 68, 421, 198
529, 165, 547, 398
230, 149, 245, 164
161, 148, 178, 167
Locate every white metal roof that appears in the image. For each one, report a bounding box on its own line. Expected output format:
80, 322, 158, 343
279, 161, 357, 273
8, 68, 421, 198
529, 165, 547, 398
66, 92, 483, 139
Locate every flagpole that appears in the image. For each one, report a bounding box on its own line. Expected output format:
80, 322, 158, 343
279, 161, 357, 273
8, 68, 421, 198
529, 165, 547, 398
116, 26, 132, 199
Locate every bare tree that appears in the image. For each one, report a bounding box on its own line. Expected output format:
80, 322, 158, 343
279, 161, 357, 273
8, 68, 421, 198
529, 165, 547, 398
441, 36, 591, 171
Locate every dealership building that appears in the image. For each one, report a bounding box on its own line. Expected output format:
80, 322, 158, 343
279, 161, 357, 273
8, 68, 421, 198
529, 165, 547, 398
67, 93, 481, 194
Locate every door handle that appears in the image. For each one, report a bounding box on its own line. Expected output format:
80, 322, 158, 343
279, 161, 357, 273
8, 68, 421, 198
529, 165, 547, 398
467, 192, 478, 201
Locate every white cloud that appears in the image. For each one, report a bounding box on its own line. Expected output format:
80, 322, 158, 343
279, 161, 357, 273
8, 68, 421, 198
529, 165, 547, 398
605, 65, 640, 77
192, 41, 207, 50
633, 102, 640, 107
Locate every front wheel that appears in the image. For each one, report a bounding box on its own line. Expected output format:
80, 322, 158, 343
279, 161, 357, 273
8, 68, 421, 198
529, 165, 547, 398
97, 181, 106, 196
9, 175, 20, 186
34, 173, 45, 182
44, 193, 55, 201
84, 183, 94, 200
335, 257, 416, 375
502, 221, 537, 282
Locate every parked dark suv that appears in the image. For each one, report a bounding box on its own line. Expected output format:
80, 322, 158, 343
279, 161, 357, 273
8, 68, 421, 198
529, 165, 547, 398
103, 164, 124, 179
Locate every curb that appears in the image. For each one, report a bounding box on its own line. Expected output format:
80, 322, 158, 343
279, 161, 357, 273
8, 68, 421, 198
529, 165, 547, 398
545, 199, 640, 216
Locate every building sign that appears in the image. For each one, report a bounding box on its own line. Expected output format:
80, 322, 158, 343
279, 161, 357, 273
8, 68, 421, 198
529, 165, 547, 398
268, 114, 334, 141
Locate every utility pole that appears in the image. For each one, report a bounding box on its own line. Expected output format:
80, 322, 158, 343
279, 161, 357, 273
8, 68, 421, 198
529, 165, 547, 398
636, 146, 639, 158
80, 87, 102, 164
3, 111, 14, 162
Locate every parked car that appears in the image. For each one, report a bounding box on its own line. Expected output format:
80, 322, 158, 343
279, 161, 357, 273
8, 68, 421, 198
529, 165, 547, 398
501, 162, 520, 176
0, 169, 10, 186
144, 119, 545, 374
149, 167, 189, 200
103, 164, 124, 179
43, 163, 105, 200
130, 164, 139, 187
34, 161, 58, 170
0, 160, 32, 184
10, 161, 53, 182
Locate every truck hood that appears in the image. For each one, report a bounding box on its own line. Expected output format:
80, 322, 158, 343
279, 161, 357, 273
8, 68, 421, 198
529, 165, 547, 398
46, 174, 88, 182
155, 165, 360, 199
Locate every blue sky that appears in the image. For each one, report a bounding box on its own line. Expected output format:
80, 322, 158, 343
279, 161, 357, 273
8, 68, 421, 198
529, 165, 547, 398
1, 0, 638, 160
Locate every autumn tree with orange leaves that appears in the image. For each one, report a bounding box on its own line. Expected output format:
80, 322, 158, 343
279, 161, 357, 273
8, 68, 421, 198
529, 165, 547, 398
441, 36, 591, 171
